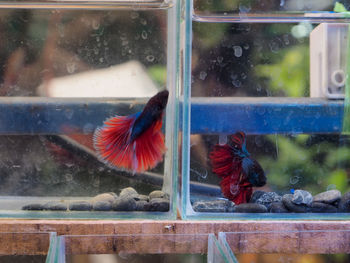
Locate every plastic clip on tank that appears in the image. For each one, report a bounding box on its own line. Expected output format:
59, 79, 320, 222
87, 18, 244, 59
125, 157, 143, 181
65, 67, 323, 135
310, 23, 348, 99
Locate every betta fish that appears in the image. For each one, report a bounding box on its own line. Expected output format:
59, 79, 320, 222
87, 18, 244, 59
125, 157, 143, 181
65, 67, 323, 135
210, 131, 266, 204
93, 90, 168, 173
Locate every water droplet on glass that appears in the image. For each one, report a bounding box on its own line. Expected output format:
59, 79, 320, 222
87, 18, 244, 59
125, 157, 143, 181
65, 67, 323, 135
99, 57, 104, 63
217, 56, 223, 63
130, 12, 139, 19
64, 110, 74, 119
283, 34, 290, 45
92, 177, 100, 187
141, 30, 148, 39
269, 40, 280, 53
230, 183, 240, 196
83, 123, 94, 134
233, 46, 243, 57
190, 167, 208, 179
92, 19, 100, 30
232, 79, 241, 88
65, 173, 73, 182
257, 107, 266, 115
140, 19, 147, 25
239, 3, 251, 13
290, 176, 300, 185
66, 62, 76, 74
243, 43, 249, 50
146, 55, 155, 62
327, 184, 337, 191
219, 134, 227, 145
280, 0, 285, 6
118, 252, 130, 260
199, 71, 207, 80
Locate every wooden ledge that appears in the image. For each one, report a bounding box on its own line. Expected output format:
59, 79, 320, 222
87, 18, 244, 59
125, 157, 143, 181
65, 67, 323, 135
0, 220, 349, 255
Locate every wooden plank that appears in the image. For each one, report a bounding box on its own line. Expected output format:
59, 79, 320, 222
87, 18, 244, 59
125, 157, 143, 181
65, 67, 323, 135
0, 220, 349, 254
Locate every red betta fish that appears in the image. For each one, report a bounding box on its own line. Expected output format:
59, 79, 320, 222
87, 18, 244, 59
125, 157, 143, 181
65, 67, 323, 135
93, 90, 168, 173
210, 131, 266, 204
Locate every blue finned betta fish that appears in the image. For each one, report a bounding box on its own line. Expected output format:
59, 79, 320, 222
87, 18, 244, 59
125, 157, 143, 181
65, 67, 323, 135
210, 131, 266, 204
93, 90, 169, 173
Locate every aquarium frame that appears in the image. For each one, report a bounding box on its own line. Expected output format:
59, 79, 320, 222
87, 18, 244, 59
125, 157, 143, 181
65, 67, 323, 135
180, 0, 350, 220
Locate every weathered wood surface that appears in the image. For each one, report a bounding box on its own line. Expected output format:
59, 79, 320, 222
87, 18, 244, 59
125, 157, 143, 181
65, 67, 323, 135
0, 220, 349, 255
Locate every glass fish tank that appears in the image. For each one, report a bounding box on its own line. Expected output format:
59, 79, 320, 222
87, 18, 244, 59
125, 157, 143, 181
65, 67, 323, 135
0, 232, 57, 263
219, 230, 350, 263
0, 0, 179, 219
55, 233, 233, 263
180, 0, 350, 219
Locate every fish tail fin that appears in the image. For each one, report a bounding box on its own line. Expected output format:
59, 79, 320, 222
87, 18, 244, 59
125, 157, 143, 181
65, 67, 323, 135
93, 114, 165, 173
209, 145, 235, 177
133, 119, 166, 172
220, 176, 252, 205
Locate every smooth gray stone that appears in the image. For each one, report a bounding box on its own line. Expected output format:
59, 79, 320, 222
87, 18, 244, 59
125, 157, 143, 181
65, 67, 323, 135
255, 192, 282, 209
119, 187, 138, 199
292, 190, 313, 205
234, 203, 268, 213
135, 200, 148, 211
147, 198, 170, 212
192, 200, 235, 213
149, 190, 169, 200
269, 202, 289, 213
313, 190, 341, 204
283, 194, 308, 213
93, 201, 112, 211
249, 191, 266, 203
43, 201, 68, 211
92, 193, 118, 204
137, 195, 149, 202
22, 204, 44, 211
69, 201, 93, 211
338, 192, 350, 212
309, 202, 337, 213
113, 197, 137, 211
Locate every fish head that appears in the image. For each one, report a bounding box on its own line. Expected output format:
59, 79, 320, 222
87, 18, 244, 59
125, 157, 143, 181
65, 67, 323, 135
229, 131, 250, 158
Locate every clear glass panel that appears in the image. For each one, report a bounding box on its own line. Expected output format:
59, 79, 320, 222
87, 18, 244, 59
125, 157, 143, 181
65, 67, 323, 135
181, 0, 350, 219
56, 234, 233, 263
219, 230, 350, 263
193, 0, 350, 22
0, 1, 179, 219
0, 232, 56, 263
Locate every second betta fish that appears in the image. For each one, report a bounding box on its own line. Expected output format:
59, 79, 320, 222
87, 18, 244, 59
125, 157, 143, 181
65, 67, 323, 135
93, 90, 169, 174
210, 131, 266, 204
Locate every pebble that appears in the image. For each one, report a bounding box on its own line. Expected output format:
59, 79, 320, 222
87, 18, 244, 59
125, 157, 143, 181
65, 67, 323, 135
147, 198, 170, 212
308, 202, 337, 213
192, 200, 235, 213
292, 190, 313, 205
92, 193, 118, 204
254, 192, 282, 209
269, 202, 289, 213
234, 203, 268, 213
119, 187, 139, 199
338, 192, 350, 212
249, 191, 266, 203
93, 201, 112, 211
149, 190, 169, 200
313, 190, 341, 204
136, 195, 149, 202
69, 201, 93, 211
283, 194, 308, 213
135, 200, 148, 211
43, 201, 68, 211
22, 204, 44, 211
113, 197, 137, 211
